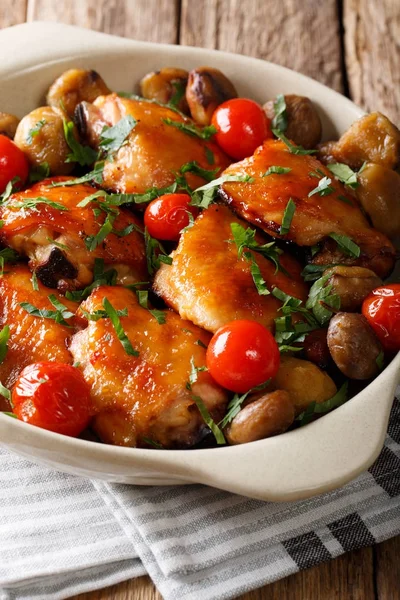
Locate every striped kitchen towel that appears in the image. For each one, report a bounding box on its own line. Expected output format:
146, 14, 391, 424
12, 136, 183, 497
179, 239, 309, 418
0, 397, 399, 600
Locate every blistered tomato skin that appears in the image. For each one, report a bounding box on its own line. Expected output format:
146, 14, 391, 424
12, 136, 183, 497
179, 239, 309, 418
362, 284, 400, 352
12, 362, 92, 437
206, 319, 280, 393
0, 134, 29, 194
211, 98, 273, 160
144, 193, 199, 241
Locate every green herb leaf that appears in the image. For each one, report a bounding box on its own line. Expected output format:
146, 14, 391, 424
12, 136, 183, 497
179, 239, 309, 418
189, 174, 253, 209
219, 380, 270, 429
2, 411, 17, 418
163, 117, 217, 140
337, 194, 353, 205
305, 273, 341, 325
192, 394, 225, 444
188, 356, 208, 387
376, 350, 384, 371
262, 166, 291, 176
273, 129, 317, 155
102, 297, 139, 356
308, 176, 334, 197
0, 382, 11, 401
168, 80, 186, 109
180, 160, 219, 182
29, 162, 51, 183
296, 382, 349, 426
66, 259, 117, 302
19, 296, 74, 327
63, 120, 98, 166
205, 147, 215, 165
329, 232, 361, 258
301, 263, 342, 282
280, 198, 296, 235
51, 162, 105, 187
272, 94, 288, 132
26, 119, 46, 144
85, 211, 117, 251
144, 228, 172, 275
31, 271, 39, 291
327, 163, 360, 189
230, 222, 285, 275
99, 115, 137, 154
0, 177, 21, 202
244, 252, 270, 296
195, 339, 207, 349
11, 196, 68, 212
142, 437, 163, 449
136, 290, 166, 324
0, 325, 10, 364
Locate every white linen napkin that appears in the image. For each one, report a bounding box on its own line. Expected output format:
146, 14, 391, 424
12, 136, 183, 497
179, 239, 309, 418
0, 397, 399, 600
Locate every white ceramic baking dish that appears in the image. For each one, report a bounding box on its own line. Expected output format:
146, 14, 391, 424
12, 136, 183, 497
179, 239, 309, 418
0, 21, 398, 501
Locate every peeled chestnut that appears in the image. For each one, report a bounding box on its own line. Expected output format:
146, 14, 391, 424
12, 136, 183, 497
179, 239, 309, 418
323, 265, 382, 311
140, 67, 189, 113
47, 69, 111, 118
264, 94, 322, 149
186, 67, 237, 125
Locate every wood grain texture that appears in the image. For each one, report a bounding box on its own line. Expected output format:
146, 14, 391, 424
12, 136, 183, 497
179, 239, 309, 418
0, 0, 27, 27
27, 0, 179, 43
374, 537, 400, 600
180, 0, 344, 92
344, 0, 400, 122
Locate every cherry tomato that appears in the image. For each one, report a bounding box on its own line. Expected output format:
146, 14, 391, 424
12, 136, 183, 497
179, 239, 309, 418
144, 193, 199, 241
206, 320, 280, 393
211, 98, 272, 160
0, 134, 29, 194
362, 284, 400, 352
12, 362, 92, 437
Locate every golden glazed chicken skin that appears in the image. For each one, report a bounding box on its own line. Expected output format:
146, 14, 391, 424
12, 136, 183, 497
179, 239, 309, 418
0, 65, 399, 449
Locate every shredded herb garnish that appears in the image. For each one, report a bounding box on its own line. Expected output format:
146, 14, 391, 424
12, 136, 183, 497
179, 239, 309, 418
142, 437, 163, 449
280, 198, 296, 235
376, 351, 385, 371
29, 162, 50, 183
31, 271, 39, 291
305, 273, 341, 325
66, 259, 117, 302
220, 380, 270, 429
180, 161, 219, 182
11, 196, 68, 212
230, 222, 285, 275
20, 296, 75, 327
296, 382, 349, 426
327, 163, 360, 189
186, 358, 224, 444
262, 166, 291, 176
63, 120, 98, 166
308, 176, 334, 197
99, 115, 137, 154
51, 162, 105, 187
273, 129, 317, 155
168, 80, 186, 109
26, 119, 46, 144
0, 177, 20, 203
144, 228, 172, 275
163, 117, 217, 140
329, 232, 361, 258
0, 248, 19, 278
0, 325, 10, 364
190, 174, 254, 209
301, 263, 342, 282
102, 297, 139, 356
136, 290, 166, 324
0, 382, 11, 402
205, 147, 215, 165
272, 94, 288, 132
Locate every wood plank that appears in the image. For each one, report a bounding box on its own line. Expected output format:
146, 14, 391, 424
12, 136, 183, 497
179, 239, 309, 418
180, 0, 343, 92
27, 0, 179, 43
374, 536, 400, 600
0, 0, 27, 28
344, 0, 400, 122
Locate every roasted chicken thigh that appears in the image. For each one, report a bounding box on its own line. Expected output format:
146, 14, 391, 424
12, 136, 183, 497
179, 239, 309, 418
154, 204, 308, 332
70, 286, 228, 448
0, 177, 147, 290
0, 265, 77, 395
76, 93, 230, 193
220, 140, 395, 278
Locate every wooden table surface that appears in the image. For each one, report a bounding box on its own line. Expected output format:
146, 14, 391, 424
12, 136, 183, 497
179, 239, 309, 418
1, 0, 399, 598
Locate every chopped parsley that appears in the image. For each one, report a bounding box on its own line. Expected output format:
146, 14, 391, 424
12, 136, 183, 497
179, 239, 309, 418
301, 263, 341, 282
305, 273, 341, 325
29, 162, 50, 183
296, 382, 349, 426
272, 94, 288, 132
168, 80, 186, 109
31, 271, 39, 291
20, 296, 75, 327
66, 259, 117, 302
142, 437, 163, 449
99, 115, 137, 154
273, 129, 317, 155
190, 174, 254, 209
230, 222, 285, 275
51, 162, 105, 187
102, 297, 139, 356
144, 228, 172, 276
220, 380, 270, 429
163, 117, 217, 140
205, 147, 215, 165
0, 248, 19, 277
0, 177, 20, 203
63, 120, 98, 166
327, 163, 360, 189
85, 208, 117, 251
308, 176, 334, 197
26, 119, 46, 144
188, 356, 208, 387
180, 161, 219, 182
11, 196, 68, 212
0, 325, 10, 364
329, 233, 361, 258
0, 382, 11, 402
262, 166, 291, 176
136, 290, 166, 324
376, 351, 385, 371
280, 198, 296, 235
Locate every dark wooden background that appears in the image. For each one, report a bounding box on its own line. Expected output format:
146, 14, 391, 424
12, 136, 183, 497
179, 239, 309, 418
1, 0, 399, 598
